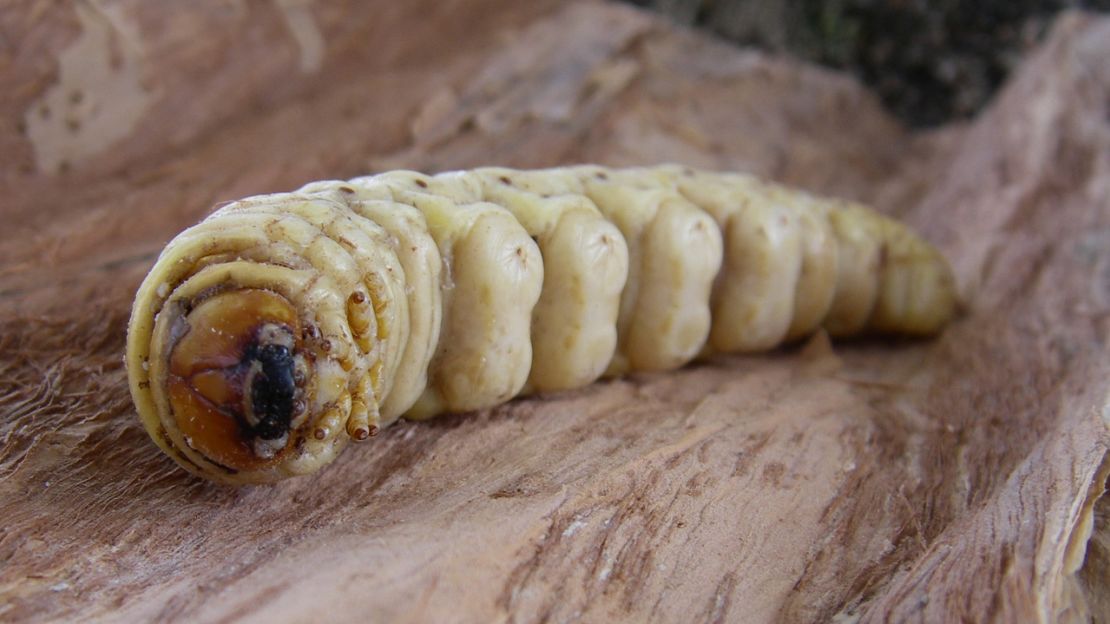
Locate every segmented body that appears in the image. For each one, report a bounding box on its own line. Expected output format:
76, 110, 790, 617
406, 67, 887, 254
127, 165, 957, 484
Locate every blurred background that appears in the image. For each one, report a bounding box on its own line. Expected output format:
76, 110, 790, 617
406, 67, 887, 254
626, 0, 1109, 126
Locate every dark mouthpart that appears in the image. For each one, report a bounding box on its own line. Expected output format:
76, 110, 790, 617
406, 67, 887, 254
245, 343, 296, 440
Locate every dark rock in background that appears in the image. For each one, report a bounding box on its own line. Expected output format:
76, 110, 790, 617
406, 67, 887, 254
627, 0, 1110, 126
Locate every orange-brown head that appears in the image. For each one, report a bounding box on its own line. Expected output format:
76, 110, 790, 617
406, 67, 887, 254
166, 289, 309, 472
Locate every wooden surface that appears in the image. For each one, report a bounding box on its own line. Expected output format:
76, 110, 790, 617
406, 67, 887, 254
1, 2, 1108, 622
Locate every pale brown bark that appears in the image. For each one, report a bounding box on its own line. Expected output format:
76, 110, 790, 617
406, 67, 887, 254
1, 2, 1107, 622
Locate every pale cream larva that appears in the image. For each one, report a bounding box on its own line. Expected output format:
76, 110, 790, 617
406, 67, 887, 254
126, 165, 958, 484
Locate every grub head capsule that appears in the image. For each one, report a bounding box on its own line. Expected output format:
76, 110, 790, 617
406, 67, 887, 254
165, 289, 308, 471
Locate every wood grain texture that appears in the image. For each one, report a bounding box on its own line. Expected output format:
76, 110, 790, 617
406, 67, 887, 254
1, 1, 1108, 622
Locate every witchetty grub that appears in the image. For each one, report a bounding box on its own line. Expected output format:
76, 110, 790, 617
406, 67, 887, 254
127, 164, 958, 484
